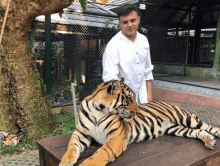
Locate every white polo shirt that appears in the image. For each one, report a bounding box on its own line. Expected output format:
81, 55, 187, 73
102, 31, 154, 103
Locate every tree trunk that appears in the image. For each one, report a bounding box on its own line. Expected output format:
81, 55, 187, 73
0, 0, 76, 140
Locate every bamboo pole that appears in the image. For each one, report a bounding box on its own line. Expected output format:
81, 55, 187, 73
0, 0, 11, 45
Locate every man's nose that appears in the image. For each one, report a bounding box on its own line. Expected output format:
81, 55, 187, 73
128, 21, 132, 27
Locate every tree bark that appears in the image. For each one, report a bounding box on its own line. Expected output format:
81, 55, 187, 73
0, 0, 75, 140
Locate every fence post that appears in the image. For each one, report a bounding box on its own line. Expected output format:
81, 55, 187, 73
138, 0, 143, 33
213, 9, 220, 78
185, 1, 192, 66
45, 15, 52, 95
71, 83, 78, 125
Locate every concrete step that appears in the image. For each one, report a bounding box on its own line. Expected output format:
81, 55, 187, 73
152, 76, 220, 108
153, 79, 220, 98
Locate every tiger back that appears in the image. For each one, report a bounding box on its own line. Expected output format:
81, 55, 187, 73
59, 80, 220, 166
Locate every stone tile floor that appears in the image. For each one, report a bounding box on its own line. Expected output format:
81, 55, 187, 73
0, 102, 219, 166
179, 102, 220, 126
0, 150, 39, 166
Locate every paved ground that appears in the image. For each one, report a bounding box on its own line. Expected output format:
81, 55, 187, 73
0, 102, 219, 166
0, 150, 39, 166
179, 102, 220, 126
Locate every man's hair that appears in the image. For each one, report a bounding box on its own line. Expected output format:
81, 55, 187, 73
117, 4, 138, 19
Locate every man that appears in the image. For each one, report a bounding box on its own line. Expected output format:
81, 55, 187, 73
102, 4, 154, 104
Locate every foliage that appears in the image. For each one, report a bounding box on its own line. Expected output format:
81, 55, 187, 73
0, 130, 38, 155
77, 61, 103, 100
29, 20, 46, 89
0, 143, 22, 155
29, 39, 72, 103
54, 113, 76, 135
51, 42, 72, 103
104, 18, 121, 32
80, 0, 87, 11
0, 112, 76, 155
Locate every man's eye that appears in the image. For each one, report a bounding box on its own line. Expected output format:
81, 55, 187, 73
122, 21, 128, 24
131, 19, 136, 22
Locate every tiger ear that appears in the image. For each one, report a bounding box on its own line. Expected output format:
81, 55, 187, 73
120, 77, 125, 83
107, 80, 120, 94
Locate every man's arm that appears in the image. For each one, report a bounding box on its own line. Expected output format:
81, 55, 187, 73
143, 37, 153, 103
102, 42, 120, 82
146, 80, 153, 102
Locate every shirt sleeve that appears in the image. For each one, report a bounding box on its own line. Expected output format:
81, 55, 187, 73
102, 41, 120, 82
144, 38, 154, 80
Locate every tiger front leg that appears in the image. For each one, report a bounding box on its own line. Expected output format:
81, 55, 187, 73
59, 129, 91, 166
80, 129, 128, 166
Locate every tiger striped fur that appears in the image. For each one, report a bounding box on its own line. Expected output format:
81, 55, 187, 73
59, 80, 220, 166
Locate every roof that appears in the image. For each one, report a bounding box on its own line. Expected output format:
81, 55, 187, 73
142, 0, 220, 29
35, 0, 119, 28
103, 0, 138, 10
36, 0, 220, 31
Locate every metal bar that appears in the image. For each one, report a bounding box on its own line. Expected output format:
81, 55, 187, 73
186, 1, 192, 65
138, 0, 143, 33
71, 83, 78, 125
142, 1, 196, 12
39, 29, 100, 36
177, 6, 192, 26
153, 62, 185, 66
213, 9, 220, 72
45, 15, 52, 95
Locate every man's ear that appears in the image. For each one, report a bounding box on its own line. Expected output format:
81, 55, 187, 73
137, 16, 140, 24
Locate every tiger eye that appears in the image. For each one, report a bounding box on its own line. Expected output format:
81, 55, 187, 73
100, 104, 105, 109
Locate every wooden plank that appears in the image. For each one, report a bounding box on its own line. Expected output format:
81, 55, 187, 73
37, 133, 101, 162
207, 156, 220, 166
37, 133, 220, 166
44, 151, 60, 166
39, 148, 45, 166
122, 137, 220, 166
106, 136, 220, 166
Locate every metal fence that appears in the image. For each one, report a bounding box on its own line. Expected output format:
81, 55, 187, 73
29, 1, 219, 106
31, 1, 120, 105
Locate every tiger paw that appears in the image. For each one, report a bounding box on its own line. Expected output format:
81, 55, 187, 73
79, 157, 108, 166
204, 135, 216, 150
215, 129, 220, 138
59, 152, 79, 166
59, 159, 77, 166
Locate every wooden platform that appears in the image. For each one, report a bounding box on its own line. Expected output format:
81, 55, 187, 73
37, 132, 220, 166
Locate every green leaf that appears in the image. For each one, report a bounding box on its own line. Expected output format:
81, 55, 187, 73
79, 0, 87, 11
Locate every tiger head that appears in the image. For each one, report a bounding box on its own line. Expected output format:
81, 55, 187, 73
86, 80, 139, 121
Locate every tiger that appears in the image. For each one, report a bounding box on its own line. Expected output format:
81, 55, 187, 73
59, 80, 220, 166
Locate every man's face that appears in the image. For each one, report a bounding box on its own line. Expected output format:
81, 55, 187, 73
119, 11, 140, 41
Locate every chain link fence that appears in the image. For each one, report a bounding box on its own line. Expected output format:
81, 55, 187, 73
31, 1, 120, 106
29, 1, 219, 106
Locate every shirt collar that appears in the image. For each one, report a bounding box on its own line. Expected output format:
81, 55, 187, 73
118, 30, 140, 43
